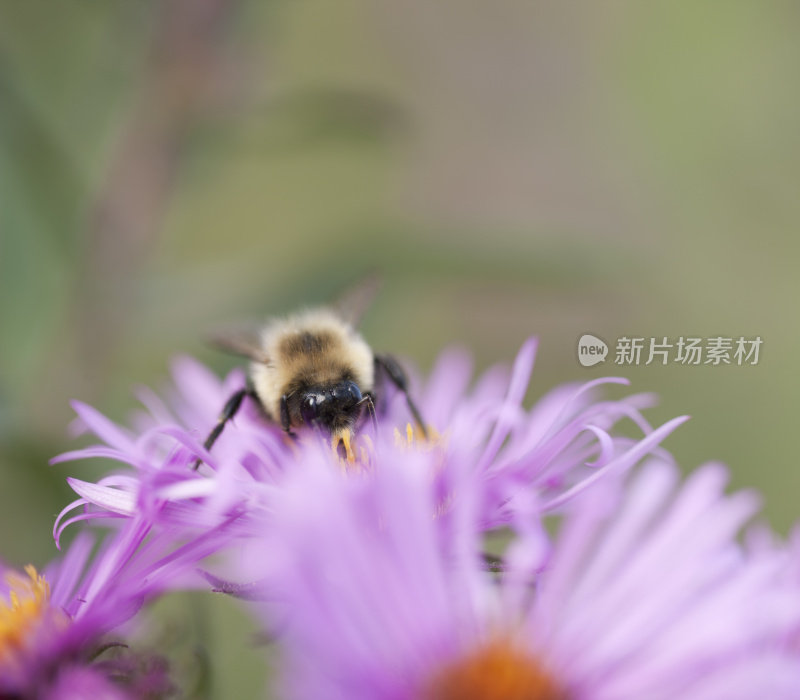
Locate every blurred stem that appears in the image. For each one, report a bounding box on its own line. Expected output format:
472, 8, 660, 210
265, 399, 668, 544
76, 0, 244, 396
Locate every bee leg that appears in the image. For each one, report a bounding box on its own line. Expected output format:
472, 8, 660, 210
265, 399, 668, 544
192, 387, 253, 470
374, 354, 428, 439
280, 395, 297, 439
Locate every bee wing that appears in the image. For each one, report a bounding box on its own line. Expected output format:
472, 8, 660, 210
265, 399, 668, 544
332, 273, 382, 327
206, 325, 270, 363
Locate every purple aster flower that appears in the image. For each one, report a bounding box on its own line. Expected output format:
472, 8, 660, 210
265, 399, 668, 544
53, 358, 287, 543
53, 340, 686, 547
0, 506, 215, 698
253, 452, 800, 700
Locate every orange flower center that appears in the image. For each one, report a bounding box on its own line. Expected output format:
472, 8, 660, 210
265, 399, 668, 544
0, 565, 52, 663
423, 638, 568, 700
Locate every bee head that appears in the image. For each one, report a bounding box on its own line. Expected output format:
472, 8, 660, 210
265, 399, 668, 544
298, 380, 364, 433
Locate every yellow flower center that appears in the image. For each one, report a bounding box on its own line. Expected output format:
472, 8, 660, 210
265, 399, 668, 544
332, 427, 358, 464
0, 565, 52, 663
422, 638, 567, 700
394, 423, 443, 451
330, 422, 442, 471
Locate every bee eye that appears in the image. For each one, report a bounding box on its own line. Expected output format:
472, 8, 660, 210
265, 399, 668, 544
332, 381, 362, 407
301, 395, 319, 424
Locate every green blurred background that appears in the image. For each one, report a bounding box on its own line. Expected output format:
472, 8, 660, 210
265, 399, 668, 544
1, 1, 798, 696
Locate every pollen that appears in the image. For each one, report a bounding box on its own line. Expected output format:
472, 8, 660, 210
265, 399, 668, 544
422, 638, 567, 700
394, 423, 442, 451
332, 428, 357, 465
0, 565, 52, 662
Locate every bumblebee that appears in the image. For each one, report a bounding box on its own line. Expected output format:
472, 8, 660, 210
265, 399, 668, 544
194, 278, 426, 466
